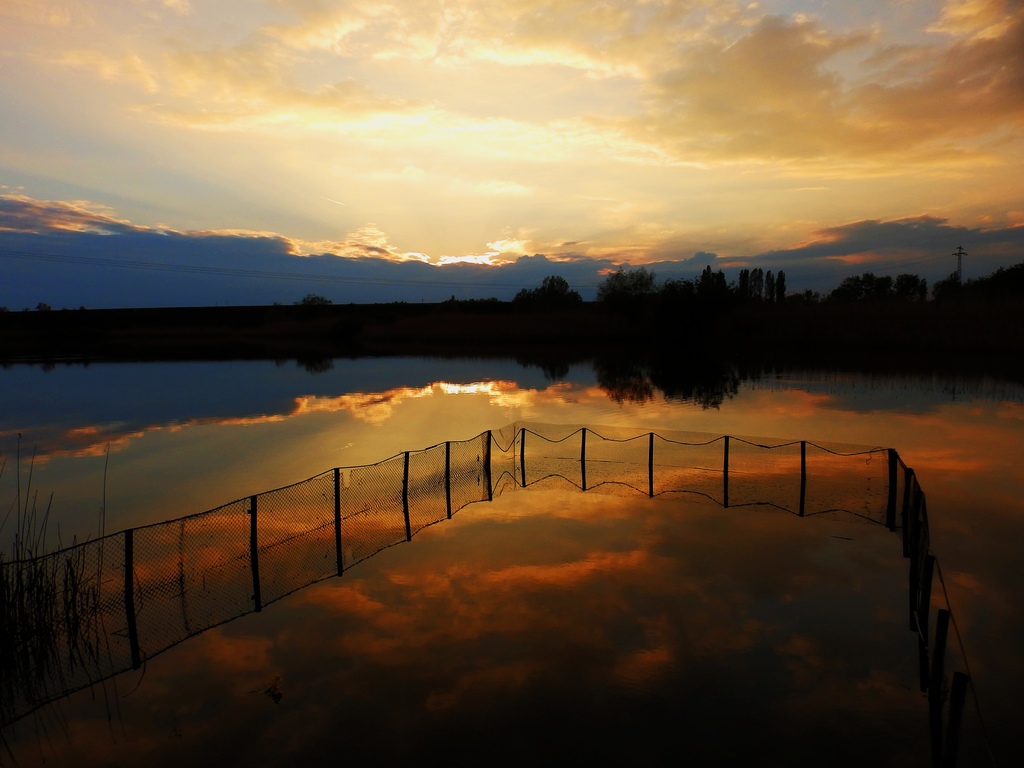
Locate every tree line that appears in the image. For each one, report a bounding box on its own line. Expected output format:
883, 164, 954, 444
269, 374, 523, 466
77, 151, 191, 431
510, 259, 1024, 311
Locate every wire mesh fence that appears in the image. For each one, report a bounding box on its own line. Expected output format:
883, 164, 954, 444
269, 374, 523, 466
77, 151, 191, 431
2, 421, 963, 757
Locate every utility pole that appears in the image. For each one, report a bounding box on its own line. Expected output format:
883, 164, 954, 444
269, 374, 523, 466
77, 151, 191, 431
953, 245, 967, 283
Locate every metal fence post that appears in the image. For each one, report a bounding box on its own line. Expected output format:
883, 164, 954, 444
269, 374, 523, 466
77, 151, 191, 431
929, 609, 952, 763
580, 428, 587, 492
902, 468, 915, 556
124, 528, 141, 669
648, 432, 655, 498
334, 468, 343, 576
918, 554, 936, 692
485, 430, 493, 501
886, 449, 898, 531
723, 435, 730, 508
248, 495, 262, 612
799, 441, 807, 517
942, 672, 970, 768
403, 451, 411, 541
520, 427, 527, 487
445, 441, 452, 519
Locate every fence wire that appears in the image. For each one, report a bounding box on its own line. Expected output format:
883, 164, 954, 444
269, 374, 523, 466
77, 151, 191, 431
1, 422, 908, 731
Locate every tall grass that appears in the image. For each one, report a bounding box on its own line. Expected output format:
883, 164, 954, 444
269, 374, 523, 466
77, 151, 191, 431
0, 442, 106, 729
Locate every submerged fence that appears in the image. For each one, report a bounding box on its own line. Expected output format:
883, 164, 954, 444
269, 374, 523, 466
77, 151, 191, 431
0, 422, 973, 764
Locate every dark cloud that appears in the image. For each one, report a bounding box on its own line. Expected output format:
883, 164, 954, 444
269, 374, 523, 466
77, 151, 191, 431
0, 197, 618, 306
747, 216, 1024, 288
3, 194, 1023, 307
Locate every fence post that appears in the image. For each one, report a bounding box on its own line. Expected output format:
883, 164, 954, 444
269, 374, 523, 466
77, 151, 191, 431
648, 432, 655, 498
799, 441, 807, 517
886, 449, 898, 531
445, 441, 452, 519
403, 451, 412, 541
580, 428, 587, 492
334, 468, 343, 577
929, 609, 952, 764
520, 427, 527, 487
485, 431, 493, 501
918, 554, 936, 692
723, 436, 730, 508
902, 468, 915, 557
249, 495, 262, 612
124, 528, 142, 669
908, 487, 923, 630
942, 672, 970, 768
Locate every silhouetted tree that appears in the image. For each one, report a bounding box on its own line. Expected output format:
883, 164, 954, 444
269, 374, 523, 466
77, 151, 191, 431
765, 271, 776, 303
592, 357, 655, 404
893, 273, 927, 301
750, 268, 764, 300
775, 270, 787, 303
789, 289, 821, 304
597, 266, 656, 313
295, 293, 332, 306
931, 273, 963, 301
737, 268, 751, 300
966, 262, 1024, 300
696, 265, 729, 300
513, 275, 582, 307
828, 273, 893, 302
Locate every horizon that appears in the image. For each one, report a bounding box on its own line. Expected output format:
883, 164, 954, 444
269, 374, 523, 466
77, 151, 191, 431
2, 1, 1023, 309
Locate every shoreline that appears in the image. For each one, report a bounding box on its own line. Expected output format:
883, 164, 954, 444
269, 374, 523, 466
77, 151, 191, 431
2, 300, 1022, 381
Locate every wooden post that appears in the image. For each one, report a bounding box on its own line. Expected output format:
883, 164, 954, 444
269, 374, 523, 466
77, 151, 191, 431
580, 428, 587, 492
799, 441, 807, 517
942, 672, 970, 768
485, 431, 493, 502
249, 495, 262, 612
886, 449, 898, 531
445, 441, 452, 519
334, 468, 343, 576
723, 436, 730, 508
403, 451, 411, 542
520, 427, 527, 487
124, 528, 141, 669
648, 432, 655, 498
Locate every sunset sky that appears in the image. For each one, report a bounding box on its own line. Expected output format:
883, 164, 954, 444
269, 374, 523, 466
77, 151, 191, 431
2, 0, 1023, 306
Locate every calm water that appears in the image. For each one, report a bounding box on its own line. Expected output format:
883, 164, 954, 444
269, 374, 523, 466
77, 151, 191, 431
1, 357, 1020, 766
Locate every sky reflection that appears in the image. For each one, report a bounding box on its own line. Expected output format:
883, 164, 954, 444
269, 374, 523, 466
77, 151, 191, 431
0, 357, 1019, 764
4, 487, 930, 767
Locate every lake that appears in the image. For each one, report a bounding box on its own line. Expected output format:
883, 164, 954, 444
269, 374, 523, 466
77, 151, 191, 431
1, 356, 1019, 766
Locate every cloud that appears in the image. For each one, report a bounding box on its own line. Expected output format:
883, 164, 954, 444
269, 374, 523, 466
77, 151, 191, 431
0, 193, 623, 307
5, 190, 1024, 309
743, 216, 1024, 287
632, 6, 1024, 164
0, 194, 137, 235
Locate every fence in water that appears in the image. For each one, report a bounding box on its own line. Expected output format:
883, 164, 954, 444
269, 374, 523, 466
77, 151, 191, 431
0, 422, 974, 764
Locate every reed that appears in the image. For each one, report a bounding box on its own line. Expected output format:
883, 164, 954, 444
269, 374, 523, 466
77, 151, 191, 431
0, 444, 105, 728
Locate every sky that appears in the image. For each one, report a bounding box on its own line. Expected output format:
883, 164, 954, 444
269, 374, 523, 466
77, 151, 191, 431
1, 0, 1023, 307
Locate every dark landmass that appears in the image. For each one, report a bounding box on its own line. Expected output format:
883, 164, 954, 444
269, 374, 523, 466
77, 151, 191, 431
2, 298, 1023, 383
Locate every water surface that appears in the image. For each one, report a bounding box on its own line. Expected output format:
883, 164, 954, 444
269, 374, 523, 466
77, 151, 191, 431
1, 358, 1019, 765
